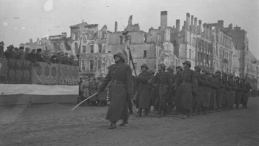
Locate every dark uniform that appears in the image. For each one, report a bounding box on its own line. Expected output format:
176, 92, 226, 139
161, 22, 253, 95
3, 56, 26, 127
241, 79, 252, 108
150, 63, 170, 118
227, 74, 236, 110
201, 70, 210, 114
167, 66, 176, 112
215, 71, 222, 111
234, 77, 242, 109
136, 64, 152, 116
173, 66, 183, 114
193, 66, 203, 115
209, 73, 219, 112
98, 52, 134, 129
175, 61, 197, 119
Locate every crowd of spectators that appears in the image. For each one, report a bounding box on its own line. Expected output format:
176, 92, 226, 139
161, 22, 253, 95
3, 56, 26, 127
0, 41, 79, 66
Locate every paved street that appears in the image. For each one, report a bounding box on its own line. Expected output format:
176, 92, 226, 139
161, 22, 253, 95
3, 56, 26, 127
1, 97, 259, 146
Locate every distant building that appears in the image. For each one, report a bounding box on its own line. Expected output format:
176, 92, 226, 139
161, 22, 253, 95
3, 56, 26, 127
48, 32, 72, 54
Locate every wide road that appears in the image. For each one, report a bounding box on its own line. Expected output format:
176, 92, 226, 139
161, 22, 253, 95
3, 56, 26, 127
1, 97, 259, 146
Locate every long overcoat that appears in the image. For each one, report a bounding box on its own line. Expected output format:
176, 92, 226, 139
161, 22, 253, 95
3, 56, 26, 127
151, 71, 170, 110
241, 82, 252, 106
136, 70, 152, 109
202, 75, 211, 108
174, 68, 197, 110
167, 72, 176, 105
193, 72, 203, 109
98, 61, 134, 122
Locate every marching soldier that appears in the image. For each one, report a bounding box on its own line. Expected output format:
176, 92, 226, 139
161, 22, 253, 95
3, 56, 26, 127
174, 61, 197, 119
167, 66, 176, 113
201, 70, 210, 114
215, 71, 222, 111
136, 64, 152, 117
220, 72, 228, 111
227, 74, 236, 110
208, 73, 219, 113
97, 52, 134, 129
173, 66, 183, 115
149, 63, 170, 118
234, 76, 242, 110
239, 78, 246, 109
241, 78, 252, 108
192, 66, 203, 116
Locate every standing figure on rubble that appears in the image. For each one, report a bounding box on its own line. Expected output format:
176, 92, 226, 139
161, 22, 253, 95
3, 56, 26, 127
234, 76, 241, 110
174, 61, 197, 119
97, 52, 134, 129
136, 64, 152, 117
215, 71, 222, 111
221, 73, 228, 111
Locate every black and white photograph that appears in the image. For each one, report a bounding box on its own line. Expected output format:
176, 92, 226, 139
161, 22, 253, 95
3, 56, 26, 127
0, 0, 259, 145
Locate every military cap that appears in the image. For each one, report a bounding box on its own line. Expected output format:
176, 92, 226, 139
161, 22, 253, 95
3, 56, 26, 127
167, 66, 174, 71
19, 46, 24, 50
114, 52, 126, 62
141, 64, 149, 69
183, 61, 191, 67
158, 63, 166, 69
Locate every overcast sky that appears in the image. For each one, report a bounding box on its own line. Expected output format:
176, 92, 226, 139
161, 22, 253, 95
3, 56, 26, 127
0, 0, 258, 57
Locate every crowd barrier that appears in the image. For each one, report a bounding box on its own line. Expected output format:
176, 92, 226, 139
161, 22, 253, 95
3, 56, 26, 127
0, 59, 79, 85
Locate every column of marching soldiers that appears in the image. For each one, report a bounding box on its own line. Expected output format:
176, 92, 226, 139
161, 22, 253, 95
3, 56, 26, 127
130, 61, 252, 119
79, 61, 252, 119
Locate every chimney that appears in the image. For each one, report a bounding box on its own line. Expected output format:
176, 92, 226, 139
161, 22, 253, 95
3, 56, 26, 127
229, 23, 233, 30
115, 21, 117, 32
218, 20, 224, 28
183, 21, 186, 30
160, 11, 168, 29
128, 15, 133, 26
203, 23, 206, 38
199, 20, 202, 35
186, 13, 190, 31
191, 15, 194, 32
176, 19, 180, 32
194, 17, 197, 34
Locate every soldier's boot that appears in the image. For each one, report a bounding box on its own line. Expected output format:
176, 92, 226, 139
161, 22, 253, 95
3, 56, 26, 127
108, 121, 117, 129
119, 120, 128, 126
236, 105, 239, 110
203, 108, 207, 115
186, 110, 190, 117
192, 109, 198, 116
144, 109, 149, 116
182, 110, 187, 119
136, 108, 142, 117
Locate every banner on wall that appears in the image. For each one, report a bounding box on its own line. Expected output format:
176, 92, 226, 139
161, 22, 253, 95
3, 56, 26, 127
0, 58, 8, 83
32, 62, 59, 85
6, 59, 32, 84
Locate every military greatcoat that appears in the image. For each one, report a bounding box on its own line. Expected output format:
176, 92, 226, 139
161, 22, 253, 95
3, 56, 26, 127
175, 68, 197, 110
193, 72, 203, 110
98, 61, 134, 122
152, 71, 170, 110
136, 70, 152, 109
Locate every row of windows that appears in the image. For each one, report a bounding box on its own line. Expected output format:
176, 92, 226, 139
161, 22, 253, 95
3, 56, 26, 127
81, 59, 102, 70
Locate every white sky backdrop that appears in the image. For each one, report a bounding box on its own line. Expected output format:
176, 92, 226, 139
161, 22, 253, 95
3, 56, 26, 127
0, 0, 258, 57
